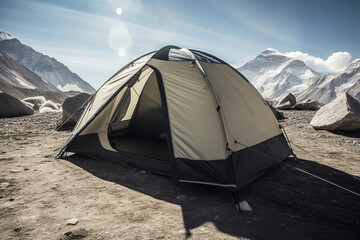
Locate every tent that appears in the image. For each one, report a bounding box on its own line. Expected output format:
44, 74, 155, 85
57, 45, 293, 194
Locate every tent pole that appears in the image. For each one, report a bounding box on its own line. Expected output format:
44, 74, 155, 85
231, 187, 240, 212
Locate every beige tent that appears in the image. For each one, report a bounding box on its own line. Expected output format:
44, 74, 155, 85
58, 45, 292, 194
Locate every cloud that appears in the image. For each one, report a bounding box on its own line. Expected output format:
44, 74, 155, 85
284, 51, 352, 73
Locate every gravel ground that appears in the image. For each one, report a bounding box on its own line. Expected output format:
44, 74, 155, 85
0, 111, 359, 240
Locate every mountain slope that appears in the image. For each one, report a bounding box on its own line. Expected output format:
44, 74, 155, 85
0, 51, 59, 92
297, 60, 360, 104
238, 48, 322, 99
0, 51, 77, 102
0, 31, 95, 93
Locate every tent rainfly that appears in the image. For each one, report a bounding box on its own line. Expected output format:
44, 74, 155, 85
57, 46, 293, 207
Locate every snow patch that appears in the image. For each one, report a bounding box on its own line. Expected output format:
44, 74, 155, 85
0, 31, 14, 41
9, 70, 36, 89
57, 83, 83, 92
262, 48, 281, 56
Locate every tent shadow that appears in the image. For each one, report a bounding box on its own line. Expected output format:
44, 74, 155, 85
65, 154, 360, 240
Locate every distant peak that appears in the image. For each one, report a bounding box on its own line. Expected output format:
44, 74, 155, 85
351, 58, 360, 64
261, 48, 282, 56
0, 31, 14, 41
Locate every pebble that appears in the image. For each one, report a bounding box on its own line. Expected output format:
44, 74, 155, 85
0, 182, 10, 188
239, 200, 252, 212
10, 169, 21, 173
66, 218, 78, 225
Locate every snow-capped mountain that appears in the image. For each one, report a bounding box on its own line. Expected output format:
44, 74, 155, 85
297, 59, 360, 104
0, 31, 95, 93
237, 48, 322, 100
0, 51, 76, 102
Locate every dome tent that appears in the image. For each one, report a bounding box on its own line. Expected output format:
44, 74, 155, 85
57, 46, 292, 202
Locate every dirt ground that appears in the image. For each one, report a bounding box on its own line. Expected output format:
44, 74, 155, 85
0, 110, 359, 240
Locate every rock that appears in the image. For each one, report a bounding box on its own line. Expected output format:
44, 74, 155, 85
61, 93, 91, 126
292, 99, 320, 111
21, 100, 34, 109
40, 100, 59, 110
0, 182, 10, 188
66, 218, 78, 225
266, 101, 284, 119
275, 93, 296, 110
10, 169, 21, 173
239, 200, 252, 211
39, 107, 55, 113
176, 195, 187, 201
0, 93, 34, 118
310, 93, 360, 131
276, 101, 293, 110
33, 102, 41, 111
21, 96, 46, 105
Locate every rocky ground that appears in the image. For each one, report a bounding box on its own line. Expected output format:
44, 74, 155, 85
0, 111, 359, 240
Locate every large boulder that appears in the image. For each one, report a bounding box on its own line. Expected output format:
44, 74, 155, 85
292, 99, 320, 111
21, 96, 46, 105
310, 93, 360, 131
0, 93, 34, 118
275, 93, 296, 110
61, 93, 91, 126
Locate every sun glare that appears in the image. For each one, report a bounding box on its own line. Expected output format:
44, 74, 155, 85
116, 8, 122, 15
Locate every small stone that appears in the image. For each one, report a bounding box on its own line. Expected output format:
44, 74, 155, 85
0, 182, 10, 188
14, 228, 21, 232
64, 231, 72, 236
66, 218, 78, 225
44, 155, 52, 158
9, 197, 15, 201
239, 200, 252, 212
10, 169, 21, 173
176, 195, 187, 201
140, 170, 146, 174
156, 234, 165, 239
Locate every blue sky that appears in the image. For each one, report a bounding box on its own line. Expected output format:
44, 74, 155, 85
0, 0, 359, 89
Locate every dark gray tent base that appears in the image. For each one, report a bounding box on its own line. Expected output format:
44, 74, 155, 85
109, 136, 169, 161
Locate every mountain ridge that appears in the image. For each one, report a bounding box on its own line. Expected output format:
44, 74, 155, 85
0, 31, 95, 93
297, 60, 360, 104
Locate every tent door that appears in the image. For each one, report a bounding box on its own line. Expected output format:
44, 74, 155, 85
108, 68, 170, 162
